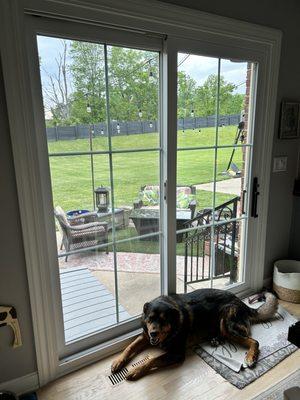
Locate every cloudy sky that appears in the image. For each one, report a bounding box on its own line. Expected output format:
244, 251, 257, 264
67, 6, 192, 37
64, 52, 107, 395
37, 35, 247, 116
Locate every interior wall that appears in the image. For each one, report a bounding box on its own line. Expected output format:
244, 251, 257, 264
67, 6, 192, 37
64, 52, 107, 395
160, 0, 300, 278
0, 0, 300, 385
0, 57, 37, 383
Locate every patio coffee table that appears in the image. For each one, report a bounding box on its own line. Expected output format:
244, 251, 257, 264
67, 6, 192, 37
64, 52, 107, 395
130, 208, 192, 241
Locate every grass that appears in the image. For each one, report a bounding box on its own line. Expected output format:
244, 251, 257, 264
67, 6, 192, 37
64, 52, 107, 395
49, 125, 243, 211
51, 126, 243, 255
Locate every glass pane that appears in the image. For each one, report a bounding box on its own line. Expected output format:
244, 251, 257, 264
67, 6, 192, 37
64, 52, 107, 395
59, 249, 117, 344
176, 227, 213, 293
38, 34, 162, 346
116, 237, 160, 318
52, 154, 110, 260
218, 60, 252, 146
177, 53, 218, 148
107, 46, 160, 150
112, 151, 160, 241
215, 146, 252, 218
212, 220, 245, 288
37, 36, 109, 153
177, 148, 215, 213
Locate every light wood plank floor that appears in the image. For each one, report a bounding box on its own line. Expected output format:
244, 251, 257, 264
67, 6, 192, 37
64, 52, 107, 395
38, 301, 300, 400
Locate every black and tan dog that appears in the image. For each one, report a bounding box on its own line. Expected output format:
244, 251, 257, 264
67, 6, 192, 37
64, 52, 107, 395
111, 288, 278, 380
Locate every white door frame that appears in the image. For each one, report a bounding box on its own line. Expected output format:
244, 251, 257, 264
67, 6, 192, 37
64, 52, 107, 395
0, 0, 281, 386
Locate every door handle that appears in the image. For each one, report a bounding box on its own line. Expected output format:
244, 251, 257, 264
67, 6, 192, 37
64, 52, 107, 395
251, 177, 259, 218
242, 189, 247, 214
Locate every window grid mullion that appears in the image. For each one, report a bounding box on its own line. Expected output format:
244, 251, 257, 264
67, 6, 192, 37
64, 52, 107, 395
104, 43, 120, 324
210, 57, 221, 289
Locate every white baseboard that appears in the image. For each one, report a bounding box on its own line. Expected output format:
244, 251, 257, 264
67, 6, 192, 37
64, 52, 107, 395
0, 372, 39, 396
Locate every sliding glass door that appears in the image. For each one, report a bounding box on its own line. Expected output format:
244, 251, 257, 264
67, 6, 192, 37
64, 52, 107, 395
175, 50, 256, 294
28, 16, 261, 360
35, 28, 163, 356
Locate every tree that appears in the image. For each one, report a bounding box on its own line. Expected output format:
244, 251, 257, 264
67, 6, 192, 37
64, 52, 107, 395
194, 74, 244, 117
69, 42, 106, 124
177, 71, 197, 119
107, 46, 159, 121
40, 40, 72, 126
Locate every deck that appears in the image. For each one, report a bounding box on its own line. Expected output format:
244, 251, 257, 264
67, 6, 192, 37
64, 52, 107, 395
60, 267, 130, 343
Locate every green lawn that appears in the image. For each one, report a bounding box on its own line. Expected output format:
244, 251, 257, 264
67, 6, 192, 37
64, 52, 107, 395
49, 125, 243, 211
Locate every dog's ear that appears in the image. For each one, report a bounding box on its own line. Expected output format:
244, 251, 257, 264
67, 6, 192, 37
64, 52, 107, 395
143, 302, 150, 315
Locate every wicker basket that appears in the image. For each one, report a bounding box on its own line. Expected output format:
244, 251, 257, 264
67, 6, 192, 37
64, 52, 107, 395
273, 260, 300, 303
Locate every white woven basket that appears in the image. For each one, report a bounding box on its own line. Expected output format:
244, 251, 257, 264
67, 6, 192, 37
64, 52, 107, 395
273, 260, 300, 303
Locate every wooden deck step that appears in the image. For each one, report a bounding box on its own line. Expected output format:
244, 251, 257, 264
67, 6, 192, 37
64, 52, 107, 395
60, 267, 131, 343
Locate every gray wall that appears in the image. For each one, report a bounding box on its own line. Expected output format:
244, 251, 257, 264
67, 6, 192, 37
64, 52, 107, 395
1, 0, 300, 386
0, 58, 37, 382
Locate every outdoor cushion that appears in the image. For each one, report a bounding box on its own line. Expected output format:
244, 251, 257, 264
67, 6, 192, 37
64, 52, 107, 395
139, 185, 196, 208
176, 186, 192, 196
176, 191, 196, 209
139, 186, 159, 206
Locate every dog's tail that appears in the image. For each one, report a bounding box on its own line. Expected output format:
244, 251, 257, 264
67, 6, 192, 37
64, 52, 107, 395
249, 292, 278, 322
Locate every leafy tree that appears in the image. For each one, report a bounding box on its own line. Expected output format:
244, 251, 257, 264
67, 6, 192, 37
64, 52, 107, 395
194, 74, 244, 117
41, 38, 244, 127
177, 71, 197, 119
69, 41, 106, 124
107, 46, 159, 121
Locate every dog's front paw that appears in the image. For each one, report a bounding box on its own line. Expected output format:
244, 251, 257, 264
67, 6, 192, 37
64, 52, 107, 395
111, 356, 127, 373
210, 337, 220, 347
126, 366, 146, 381
244, 348, 259, 368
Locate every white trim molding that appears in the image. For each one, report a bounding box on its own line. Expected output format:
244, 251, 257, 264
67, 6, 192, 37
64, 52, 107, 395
0, 372, 39, 396
0, 0, 282, 386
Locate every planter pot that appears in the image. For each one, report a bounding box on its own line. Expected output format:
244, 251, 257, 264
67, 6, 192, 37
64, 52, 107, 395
273, 260, 300, 303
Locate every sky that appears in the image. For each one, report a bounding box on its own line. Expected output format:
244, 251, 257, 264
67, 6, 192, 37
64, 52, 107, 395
37, 35, 248, 117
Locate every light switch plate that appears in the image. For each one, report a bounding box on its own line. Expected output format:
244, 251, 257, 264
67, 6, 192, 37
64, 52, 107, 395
273, 156, 287, 172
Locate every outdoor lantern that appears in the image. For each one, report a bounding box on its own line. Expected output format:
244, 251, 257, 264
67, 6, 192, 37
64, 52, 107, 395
117, 123, 121, 134
191, 109, 195, 118
101, 128, 104, 135
138, 109, 143, 119
94, 186, 110, 213
86, 103, 91, 113
149, 121, 153, 128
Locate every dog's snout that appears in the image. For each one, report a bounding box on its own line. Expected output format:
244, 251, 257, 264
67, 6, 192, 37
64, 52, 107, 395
150, 331, 158, 338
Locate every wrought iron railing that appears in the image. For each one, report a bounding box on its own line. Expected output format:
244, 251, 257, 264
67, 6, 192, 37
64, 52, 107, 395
182, 196, 240, 292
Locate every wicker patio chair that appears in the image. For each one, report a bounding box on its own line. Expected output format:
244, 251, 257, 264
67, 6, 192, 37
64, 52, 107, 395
54, 206, 109, 261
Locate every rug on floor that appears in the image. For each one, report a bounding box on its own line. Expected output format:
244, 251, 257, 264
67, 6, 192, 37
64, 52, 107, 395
252, 369, 300, 400
194, 301, 298, 389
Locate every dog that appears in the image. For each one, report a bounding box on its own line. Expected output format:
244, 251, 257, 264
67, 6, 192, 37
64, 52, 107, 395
111, 288, 278, 381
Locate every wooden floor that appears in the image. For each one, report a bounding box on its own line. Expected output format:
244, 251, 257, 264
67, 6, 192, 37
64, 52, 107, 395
60, 267, 130, 342
38, 300, 300, 400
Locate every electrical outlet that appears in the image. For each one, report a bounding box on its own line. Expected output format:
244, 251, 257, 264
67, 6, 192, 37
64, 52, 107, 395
273, 156, 287, 172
